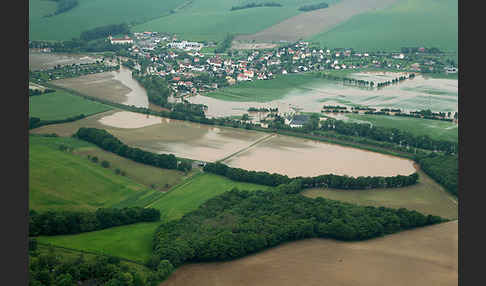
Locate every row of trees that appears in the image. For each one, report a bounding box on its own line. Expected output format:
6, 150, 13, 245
29, 207, 160, 237
320, 118, 458, 153
74, 127, 192, 172
299, 2, 329, 12
29, 114, 86, 130
415, 153, 458, 196
230, 2, 282, 11
151, 188, 445, 268
29, 88, 56, 96
203, 162, 419, 189
29, 247, 172, 286
45, 0, 78, 17
214, 34, 234, 54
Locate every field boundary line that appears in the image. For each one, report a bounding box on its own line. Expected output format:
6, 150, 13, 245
218, 133, 276, 163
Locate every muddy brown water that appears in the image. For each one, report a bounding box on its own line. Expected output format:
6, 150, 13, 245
33, 110, 417, 177
161, 221, 457, 286
50, 66, 149, 108
223, 134, 416, 177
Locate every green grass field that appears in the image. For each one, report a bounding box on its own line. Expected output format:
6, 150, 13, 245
346, 113, 458, 142
148, 172, 272, 220
309, 0, 458, 54
29, 135, 161, 212
29, 0, 186, 41
302, 169, 458, 219
206, 73, 322, 102
37, 172, 270, 261
132, 0, 335, 42
29, 90, 112, 120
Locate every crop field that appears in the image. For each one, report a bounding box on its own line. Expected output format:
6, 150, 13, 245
29, 135, 163, 212
162, 220, 457, 286
303, 168, 458, 219
29, 0, 186, 41
29, 90, 112, 120
36, 173, 270, 262
345, 113, 458, 142
309, 0, 458, 54
236, 0, 394, 43
132, 0, 336, 42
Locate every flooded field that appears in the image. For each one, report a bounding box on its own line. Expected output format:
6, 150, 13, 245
31, 110, 268, 162
32, 110, 417, 176
29, 51, 101, 71
223, 134, 416, 177
50, 66, 149, 108
162, 220, 458, 286
189, 72, 458, 118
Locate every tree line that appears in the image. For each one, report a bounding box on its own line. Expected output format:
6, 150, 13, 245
44, 0, 79, 17
74, 127, 192, 172
214, 34, 234, 54
29, 88, 56, 96
230, 2, 282, 11
29, 246, 172, 286
320, 118, 458, 154
29, 114, 86, 130
29, 207, 160, 237
150, 188, 445, 268
415, 153, 458, 196
299, 2, 329, 11
203, 162, 419, 189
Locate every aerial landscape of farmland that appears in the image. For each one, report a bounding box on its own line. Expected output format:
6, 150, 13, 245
27, 0, 459, 285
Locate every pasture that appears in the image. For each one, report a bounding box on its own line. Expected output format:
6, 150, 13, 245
303, 168, 458, 219
345, 113, 458, 143
132, 0, 335, 42
309, 0, 458, 54
29, 135, 161, 212
161, 220, 457, 286
36, 173, 270, 262
29, 0, 186, 41
29, 90, 112, 120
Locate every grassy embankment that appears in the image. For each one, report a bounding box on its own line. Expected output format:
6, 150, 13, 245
29, 90, 112, 120
309, 0, 458, 57
37, 173, 271, 262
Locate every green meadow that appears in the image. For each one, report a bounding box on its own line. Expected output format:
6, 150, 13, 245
37, 173, 271, 261
346, 113, 458, 142
29, 90, 112, 120
29, 135, 161, 212
133, 0, 335, 42
206, 73, 322, 102
29, 0, 185, 41
309, 0, 458, 54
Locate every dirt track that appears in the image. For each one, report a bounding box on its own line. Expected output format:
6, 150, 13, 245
162, 221, 458, 286
235, 0, 397, 43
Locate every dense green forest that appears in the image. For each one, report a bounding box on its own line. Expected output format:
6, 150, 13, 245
75, 127, 192, 172
29, 207, 160, 236
415, 153, 458, 196
151, 187, 445, 267
29, 245, 172, 286
204, 162, 419, 189
298, 2, 328, 11
29, 115, 86, 130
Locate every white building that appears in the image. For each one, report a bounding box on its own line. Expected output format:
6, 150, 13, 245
108, 35, 133, 45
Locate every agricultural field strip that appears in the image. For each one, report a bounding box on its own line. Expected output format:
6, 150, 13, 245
235, 0, 397, 42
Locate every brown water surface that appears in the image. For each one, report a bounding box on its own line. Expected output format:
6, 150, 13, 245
224, 134, 416, 177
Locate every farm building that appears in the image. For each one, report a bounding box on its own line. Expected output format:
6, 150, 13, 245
108, 35, 133, 45
289, 114, 309, 128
